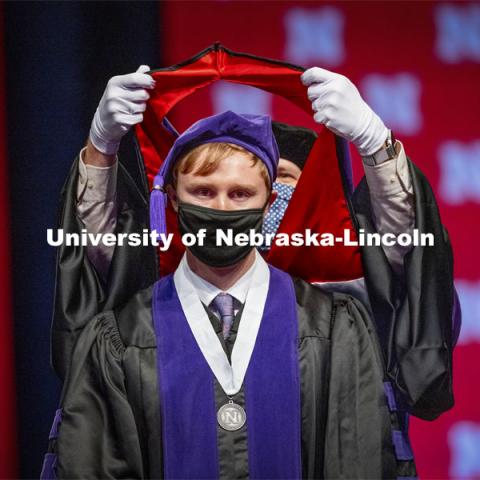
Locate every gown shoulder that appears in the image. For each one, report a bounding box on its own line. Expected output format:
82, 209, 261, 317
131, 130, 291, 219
292, 275, 375, 340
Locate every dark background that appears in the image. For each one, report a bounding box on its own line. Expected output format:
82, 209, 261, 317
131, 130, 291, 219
5, 3, 159, 477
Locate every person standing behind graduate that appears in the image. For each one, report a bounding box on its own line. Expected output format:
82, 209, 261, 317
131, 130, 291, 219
260, 122, 316, 247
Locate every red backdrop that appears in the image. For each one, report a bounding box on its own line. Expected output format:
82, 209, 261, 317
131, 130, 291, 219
0, 4, 18, 479
161, 1, 480, 478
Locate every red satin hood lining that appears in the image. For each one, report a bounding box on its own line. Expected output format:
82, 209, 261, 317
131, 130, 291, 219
134, 45, 362, 282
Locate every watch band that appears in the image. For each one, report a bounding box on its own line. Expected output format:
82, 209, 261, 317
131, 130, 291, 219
362, 130, 397, 166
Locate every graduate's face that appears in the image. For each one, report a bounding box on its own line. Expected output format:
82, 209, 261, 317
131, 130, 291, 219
276, 158, 302, 187
168, 151, 272, 212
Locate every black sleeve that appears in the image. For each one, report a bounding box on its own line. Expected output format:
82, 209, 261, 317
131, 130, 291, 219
42, 311, 144, 479
324, 294, 401, 479
352, 158, 455, 420
51, 151, 157, 382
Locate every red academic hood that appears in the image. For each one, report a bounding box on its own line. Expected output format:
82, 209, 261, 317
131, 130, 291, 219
135, 44, 363, 283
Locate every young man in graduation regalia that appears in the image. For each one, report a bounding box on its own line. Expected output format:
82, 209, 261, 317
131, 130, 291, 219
43, 110, 416, 479
44, 46, 458, 479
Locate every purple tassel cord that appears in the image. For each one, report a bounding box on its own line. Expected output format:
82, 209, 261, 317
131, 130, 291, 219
150, 174, 168, 237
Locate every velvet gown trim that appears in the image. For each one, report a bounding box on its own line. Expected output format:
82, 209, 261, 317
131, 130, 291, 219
152, 266, 302, 479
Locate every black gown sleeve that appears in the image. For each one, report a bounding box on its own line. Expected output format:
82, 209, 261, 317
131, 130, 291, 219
352, 158, 455, 420
324, 293, 401, 479
42, 311, 144, 479
51, 151, 157, 382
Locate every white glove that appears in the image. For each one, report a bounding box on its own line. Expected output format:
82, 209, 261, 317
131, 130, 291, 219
89, 65, 155, 155
301, 67, 389, 156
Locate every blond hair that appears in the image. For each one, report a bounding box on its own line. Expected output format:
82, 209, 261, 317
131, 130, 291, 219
171, 142, 270, 190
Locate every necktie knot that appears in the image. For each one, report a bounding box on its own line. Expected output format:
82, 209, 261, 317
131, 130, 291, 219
212, 293, 234, 339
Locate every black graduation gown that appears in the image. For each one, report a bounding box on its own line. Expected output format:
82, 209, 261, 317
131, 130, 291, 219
45, 277, 415, 479
51, 151, 158, 382
352, 161, 456, 420
50, 151, 455, 423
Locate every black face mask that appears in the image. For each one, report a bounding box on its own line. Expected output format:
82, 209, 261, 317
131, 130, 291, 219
177, 201, 265, 268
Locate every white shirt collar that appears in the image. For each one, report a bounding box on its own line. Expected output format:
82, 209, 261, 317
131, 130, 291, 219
179, 250, 259, 307
173, 249, 270, 395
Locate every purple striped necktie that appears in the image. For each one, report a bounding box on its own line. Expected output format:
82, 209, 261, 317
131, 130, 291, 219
212, 293, 234, 339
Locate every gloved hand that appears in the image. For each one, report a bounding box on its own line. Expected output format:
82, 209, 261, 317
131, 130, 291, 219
89, 65, 156, 155
301, 67, 389, 156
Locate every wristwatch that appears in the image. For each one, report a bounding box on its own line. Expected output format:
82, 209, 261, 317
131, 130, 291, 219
362, 130, 397, 166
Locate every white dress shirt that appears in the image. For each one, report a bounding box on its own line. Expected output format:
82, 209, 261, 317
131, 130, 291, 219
173, 249, 269, 395
76, 155, 118, 280
180, 251, 257, 317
